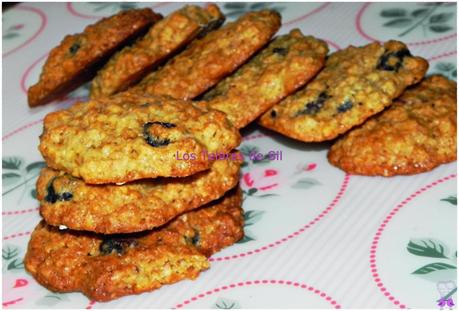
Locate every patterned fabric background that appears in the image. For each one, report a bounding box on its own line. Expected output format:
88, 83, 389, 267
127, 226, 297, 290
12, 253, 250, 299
2, 2, 457, 309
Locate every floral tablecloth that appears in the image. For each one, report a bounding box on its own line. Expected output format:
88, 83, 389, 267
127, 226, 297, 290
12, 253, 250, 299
2, 2, 457, 309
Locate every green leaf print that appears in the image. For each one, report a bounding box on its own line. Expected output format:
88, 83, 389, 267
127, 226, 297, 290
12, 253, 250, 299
436, 62, 455, 72
383, 18, 412, 28
237, 210, 265, 243
380, 8, 407, 17
31, 189, 38, 199
7, 259, 24, 270
411, 8, 429, 17
2, 157, 45, 198
407, 239, 448, 258
429, 12, 454, 23
244, 210, 265, 226
3, 156, 23, 170
441, 196, 457, 206
2, 246, 18, 260
36, 293, 70, 306
429, 25, 453, 33
90, 2, 137, 13
3, 173, 21, 187
239, 145, 259, 157
3, 32, 19, 39
433, 62, 457, 80
256, 193, 278, 198
380, 3, 455, 37
224, 3, 245, 9
292, 178, 321, 189
237, 235, 255, 244
2, 245, 24, 271
412, 262, 456, 275
25, 161, 46, 174
214, 297, 240, 309
223, 2, 284, 19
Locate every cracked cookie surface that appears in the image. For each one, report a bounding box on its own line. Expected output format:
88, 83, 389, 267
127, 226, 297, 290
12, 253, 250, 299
28, 8, 161, 107
328, 75, 457, 176
132, 9, 281, 100
25, 188, 244, 302
201, 29, 328, 129
259, 40, 428, 142
90, 5, 224, 99
39, 92, 240, 184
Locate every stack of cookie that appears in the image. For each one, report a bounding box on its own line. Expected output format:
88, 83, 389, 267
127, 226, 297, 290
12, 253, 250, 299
26, 92, 245, 301
24, 3, 456, 303
25, 7, 335, 302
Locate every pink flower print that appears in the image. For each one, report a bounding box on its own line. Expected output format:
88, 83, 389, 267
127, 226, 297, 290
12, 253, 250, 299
242, 168, 279, 191
11, 24, 24, 31
295, 162, 317, 174
241, 168, 282, 199
13, 279, 28, 288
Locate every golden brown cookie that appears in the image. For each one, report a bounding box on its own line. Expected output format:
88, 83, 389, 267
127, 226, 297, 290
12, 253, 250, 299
90, 5, 225, 99
328, 75, 457, 176
201, 29, 328, 128
39, 92, 241, 184
38, 156, 241, 234
259, 40, 429, 142
27, 8, 162, 107
132, 9, 281, 100
25, 188, 244, 302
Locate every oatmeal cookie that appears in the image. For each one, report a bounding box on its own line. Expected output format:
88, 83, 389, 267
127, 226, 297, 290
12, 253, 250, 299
90, 5, 224, 98
328, 75, 457, 176
132, 9, 281, 100
27, 8, 161, 107
201, 29, 328, 128
259, 40, 428, 142
38, 156, 241, 234
39, 92, 241, 184
25, 188, 244, 301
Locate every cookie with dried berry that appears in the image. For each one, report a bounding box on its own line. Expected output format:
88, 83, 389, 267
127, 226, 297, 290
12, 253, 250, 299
328, 75, 456, 176
259, 40, 428, 142
27, 8, 162, 107
37, 154, 241, 234
200, 29, 328, 129
24, 187, 244, 301
39, 92, 240, 184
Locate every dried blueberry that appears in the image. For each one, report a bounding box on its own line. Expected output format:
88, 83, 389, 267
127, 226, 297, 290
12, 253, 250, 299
44, 178, 73, 203
99, 239, 136, 256
191, 230, 200, 246
143, 122, 176, 147
377, 49, 411, 72
69, 42, 80, 55
273, 47, 288, 56
185, 229, 200, 246
44, 179, 59, 204
197, 17, 224, 39
270, 110, 277, 118
337, 100, 353, 113
296, 92, 330, 115
61, 192, 73, 201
